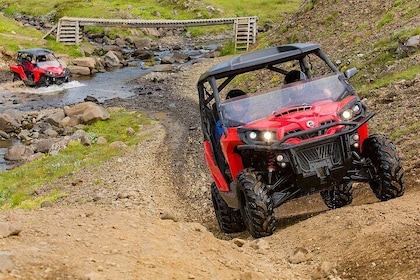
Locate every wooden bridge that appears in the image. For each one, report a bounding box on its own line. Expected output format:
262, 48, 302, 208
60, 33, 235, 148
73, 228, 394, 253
47, 16, 258, 52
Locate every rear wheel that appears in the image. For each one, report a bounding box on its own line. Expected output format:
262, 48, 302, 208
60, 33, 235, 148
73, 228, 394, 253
237, 169, 276, 238
320, 181, 353, 209
362, 134, 404, 201
211, 182, 245, 233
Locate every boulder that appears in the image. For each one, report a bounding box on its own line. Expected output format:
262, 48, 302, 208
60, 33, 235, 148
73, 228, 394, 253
64, 102, 96, 117
4, 145, 34, 161
67, 65, 91, 76
133, 38, 152, 50
104, 51, 120, 67
45, 110, 65, 127
32, 138, 57, 153
153, 64, 176, 73
81, 105, 110, 124
71, 57, 97, 69
0, 114, 20, 133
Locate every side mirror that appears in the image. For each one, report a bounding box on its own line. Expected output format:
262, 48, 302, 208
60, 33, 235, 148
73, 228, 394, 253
344, 67, 358, 79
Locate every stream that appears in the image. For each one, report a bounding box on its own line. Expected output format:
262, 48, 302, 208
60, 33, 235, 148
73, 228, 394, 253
0, 42, 220, 171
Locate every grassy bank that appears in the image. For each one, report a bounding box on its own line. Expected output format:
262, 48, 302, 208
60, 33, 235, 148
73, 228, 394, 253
0, 109, 153, 209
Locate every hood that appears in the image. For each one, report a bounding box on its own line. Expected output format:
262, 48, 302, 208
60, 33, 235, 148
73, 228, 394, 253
245, 100, 343, 139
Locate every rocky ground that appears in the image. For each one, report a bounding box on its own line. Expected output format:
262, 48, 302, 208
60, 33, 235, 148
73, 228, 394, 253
0, 54, 419, 280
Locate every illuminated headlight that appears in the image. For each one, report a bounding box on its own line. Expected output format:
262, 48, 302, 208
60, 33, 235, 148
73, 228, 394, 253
243, 130, 276, 144
341, 109, 353, 120
339, 101, 364, 121
263, 131, 274, 141
249, 131, 257, 140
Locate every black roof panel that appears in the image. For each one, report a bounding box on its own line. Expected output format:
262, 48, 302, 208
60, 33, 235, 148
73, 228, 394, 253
17, 48, 54, 56
198, 43, 320, 83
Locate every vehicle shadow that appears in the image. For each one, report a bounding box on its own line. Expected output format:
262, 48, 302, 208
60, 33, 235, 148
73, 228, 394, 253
275, 210, 327, 230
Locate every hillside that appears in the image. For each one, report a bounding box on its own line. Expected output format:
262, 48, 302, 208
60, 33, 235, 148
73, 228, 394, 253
0, 0, 419, 279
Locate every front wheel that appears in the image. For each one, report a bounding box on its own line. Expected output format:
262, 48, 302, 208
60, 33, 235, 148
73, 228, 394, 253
211, 183, 245, 234
362, 134, 405, 201
237, 169, 276, 238
12, 73, 21, 82
320, 181, 353, 209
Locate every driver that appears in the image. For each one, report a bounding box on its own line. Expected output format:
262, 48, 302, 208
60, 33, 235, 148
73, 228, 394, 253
23, 55, 35, 73
283, 70, 332, 104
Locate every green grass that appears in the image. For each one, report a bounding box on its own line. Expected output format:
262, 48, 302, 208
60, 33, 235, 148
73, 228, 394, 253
0, 109, 154, 209
377, 12, 394, 29
0, 0, 303, 54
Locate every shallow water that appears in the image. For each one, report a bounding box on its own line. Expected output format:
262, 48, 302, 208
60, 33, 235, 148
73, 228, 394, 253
0, 42, 220, 171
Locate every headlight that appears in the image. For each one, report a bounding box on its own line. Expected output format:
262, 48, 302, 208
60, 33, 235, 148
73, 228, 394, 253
242, 130, 277, 145
341, 109, 353, 120
339, 100, 365, 121
263, 131, 274, 141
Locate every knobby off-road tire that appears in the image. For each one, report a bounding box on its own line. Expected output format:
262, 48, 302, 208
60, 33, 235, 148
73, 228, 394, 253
237, 169, 276, 238
211, 182, 245, 233
362, 134, 405, 201
320, 181, 354, 209
12, 73, 21, 82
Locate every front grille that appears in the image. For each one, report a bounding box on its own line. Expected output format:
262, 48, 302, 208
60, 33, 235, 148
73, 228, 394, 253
284, 120, 337, 140
296, 141, 343, 173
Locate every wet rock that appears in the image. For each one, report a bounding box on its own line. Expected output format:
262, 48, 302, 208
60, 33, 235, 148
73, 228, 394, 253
4, 145, 33, 161
161, 56, 175, 64
84, 95, 100, 104
173, 51, 190, 63
154, 64, 177, 72
133, 38, 152, 50
104, 51, 120, 67
67, 65, 91, 76
71, 57, 97, 69
133, 49, 154, 60
0, 113, 20, 133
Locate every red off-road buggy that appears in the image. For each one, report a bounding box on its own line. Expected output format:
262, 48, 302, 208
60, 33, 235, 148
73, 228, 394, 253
198, 43, 405, 238
10, 48, 70, 87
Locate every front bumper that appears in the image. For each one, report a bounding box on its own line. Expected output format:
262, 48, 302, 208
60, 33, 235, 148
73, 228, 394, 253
237, 113, 374, 180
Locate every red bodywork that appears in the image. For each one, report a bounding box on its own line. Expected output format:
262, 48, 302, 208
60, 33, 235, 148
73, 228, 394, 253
205, 96, 369, 192
10, 48, 69, 87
